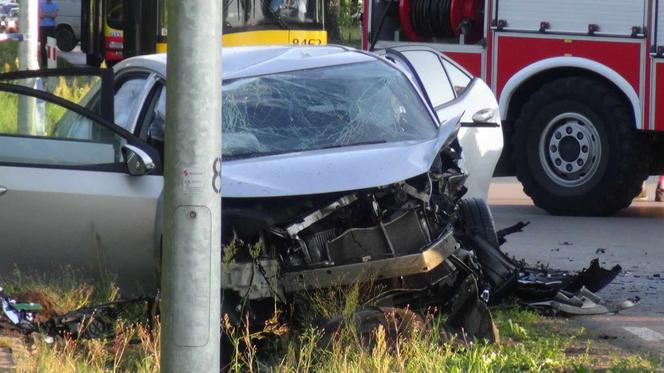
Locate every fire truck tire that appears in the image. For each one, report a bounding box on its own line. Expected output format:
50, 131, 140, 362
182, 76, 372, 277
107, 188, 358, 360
458, 198, 499, 248
55, 26, 76, 52
512, 77, 649, 216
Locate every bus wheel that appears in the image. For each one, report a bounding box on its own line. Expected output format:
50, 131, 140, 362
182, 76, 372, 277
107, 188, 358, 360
86, 53, 102, 67
56, 26, 76, 52
511, 77, 649, 216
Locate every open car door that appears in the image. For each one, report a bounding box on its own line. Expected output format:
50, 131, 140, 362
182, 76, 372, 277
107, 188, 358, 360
377, 46, 503, 200
0, 69, 163, 293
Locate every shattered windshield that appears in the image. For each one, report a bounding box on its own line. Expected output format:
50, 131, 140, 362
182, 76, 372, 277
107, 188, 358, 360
222, 61, 437, 159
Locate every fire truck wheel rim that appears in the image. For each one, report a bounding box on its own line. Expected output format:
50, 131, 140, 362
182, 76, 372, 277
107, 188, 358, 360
539, 112, 602, 188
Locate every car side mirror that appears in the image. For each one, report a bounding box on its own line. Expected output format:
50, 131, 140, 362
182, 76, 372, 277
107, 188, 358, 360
122, 144, 155, 176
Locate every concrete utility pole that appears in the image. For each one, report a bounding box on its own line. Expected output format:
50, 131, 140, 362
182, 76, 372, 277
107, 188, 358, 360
17, 0, 40, 135
160, 0, 223, 371
17, 0, 39, 71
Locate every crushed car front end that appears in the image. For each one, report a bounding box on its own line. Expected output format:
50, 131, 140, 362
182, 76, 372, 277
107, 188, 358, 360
215, 46, 502, 338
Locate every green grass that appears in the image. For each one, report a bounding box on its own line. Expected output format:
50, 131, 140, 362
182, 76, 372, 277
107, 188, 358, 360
0, 76, 95, 136
0, 41, 19, 72
0, 90, 18, 134
0, 270, 659, 372
264, 306, 659, 373
339, 24, 363, 49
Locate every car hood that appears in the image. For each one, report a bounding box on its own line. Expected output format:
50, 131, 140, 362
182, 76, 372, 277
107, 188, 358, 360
222, 138, 442, 198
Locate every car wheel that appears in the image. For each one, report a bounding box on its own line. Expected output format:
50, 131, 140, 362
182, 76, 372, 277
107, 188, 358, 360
512, 77, 649, 216
458, 197, 499, 248
56, 26, 76, 52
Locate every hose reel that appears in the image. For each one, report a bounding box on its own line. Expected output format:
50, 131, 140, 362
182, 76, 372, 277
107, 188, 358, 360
399, 0, 484, 43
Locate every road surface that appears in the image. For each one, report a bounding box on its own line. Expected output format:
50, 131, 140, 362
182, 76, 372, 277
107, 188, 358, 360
489, 176, 664, 360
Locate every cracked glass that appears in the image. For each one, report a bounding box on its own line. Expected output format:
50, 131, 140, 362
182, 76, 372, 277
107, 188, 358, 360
222, 61, 438, 159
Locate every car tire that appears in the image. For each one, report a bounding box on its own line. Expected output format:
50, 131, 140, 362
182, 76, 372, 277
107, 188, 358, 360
511, 77, 649, 216
458, 197, 499, 248
56, 26, 76, 52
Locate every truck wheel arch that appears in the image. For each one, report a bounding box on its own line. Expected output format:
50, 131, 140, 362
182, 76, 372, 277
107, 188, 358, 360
499, 57, 642, 130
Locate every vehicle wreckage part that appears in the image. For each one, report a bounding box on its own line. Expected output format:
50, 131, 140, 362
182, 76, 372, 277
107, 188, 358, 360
564, 258, 621, 293
528, 290, 609, 316
458, 198, 519, 302
319, 307, 426, 349
516, 259, 621, 303
281, 230, 457, 292
0, 287, 42, 332
496, 221, 530, 246
445, 274, 499, 343
320, 275, 498, 348
221, 259, 283, 300
326, 210, 430, 264
469, 233, 519, 302
286, 195, 358, 237
46, 297, 156, 339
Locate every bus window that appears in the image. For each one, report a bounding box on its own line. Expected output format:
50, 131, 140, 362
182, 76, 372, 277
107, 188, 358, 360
223, 0, 322, 32
106, 0, 123, 30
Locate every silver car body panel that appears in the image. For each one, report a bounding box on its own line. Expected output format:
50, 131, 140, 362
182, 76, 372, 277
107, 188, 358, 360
116, 46, 375, 82
0, 166, 163, 291
222, 139, 441, 197
379, 45, 503, 201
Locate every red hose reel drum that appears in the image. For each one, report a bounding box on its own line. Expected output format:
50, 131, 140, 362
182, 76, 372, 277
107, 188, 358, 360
451, 0, 484, 42
400, 0, 484, 43
399, 0, 422, 42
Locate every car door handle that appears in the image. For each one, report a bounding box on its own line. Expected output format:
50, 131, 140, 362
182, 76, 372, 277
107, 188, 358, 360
0, 186, 7, 196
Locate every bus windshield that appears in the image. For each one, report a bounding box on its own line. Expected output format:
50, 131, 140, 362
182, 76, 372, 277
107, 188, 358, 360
223, 0, 323, 32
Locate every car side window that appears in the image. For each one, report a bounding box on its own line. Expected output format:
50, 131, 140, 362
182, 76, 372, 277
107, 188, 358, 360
0, 91, 126, 169
145, 85, 166, 158
441, 58, 472, 95
400, 50, 456, 108
115, 76, 149, 131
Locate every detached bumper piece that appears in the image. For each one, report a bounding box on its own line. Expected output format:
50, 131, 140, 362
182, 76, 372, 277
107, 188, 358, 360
528, 287, 609, 315
466, 223, 626, 316
516, 259, 624, 315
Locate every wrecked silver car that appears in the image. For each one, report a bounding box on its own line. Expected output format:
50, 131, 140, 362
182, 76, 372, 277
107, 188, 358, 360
0, 46, 507, 338
0, 47, 627, 347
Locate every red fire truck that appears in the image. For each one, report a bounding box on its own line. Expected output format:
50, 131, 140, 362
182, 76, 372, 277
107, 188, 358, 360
364, 0, 664, 215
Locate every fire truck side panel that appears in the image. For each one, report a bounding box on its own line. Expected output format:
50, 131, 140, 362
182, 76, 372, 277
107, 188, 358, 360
651, 61, 664, 131
443, 52, 483, 78
494, 34, 645, 129
495, 0, 647, 37
495, 34, 642, 94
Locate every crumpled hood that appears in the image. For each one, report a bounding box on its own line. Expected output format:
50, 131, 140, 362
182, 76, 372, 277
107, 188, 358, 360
222, 139, 441, 198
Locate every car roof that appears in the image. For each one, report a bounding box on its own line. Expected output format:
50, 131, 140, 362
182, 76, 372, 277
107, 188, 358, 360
114, 45, 379, 80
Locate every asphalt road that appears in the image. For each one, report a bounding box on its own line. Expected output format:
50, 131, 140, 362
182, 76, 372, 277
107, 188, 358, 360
489, 176, 664, 360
